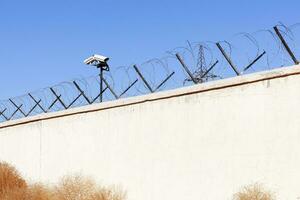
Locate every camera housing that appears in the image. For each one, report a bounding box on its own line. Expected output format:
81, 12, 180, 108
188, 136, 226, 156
84, 54, 109, 70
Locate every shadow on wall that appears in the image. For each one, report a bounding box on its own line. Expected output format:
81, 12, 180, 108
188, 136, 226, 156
0, 162, 126, 200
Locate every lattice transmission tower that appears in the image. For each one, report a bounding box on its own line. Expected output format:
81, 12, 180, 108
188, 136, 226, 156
186, 45, 218, 83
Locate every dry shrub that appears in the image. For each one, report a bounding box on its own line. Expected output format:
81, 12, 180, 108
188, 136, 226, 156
53, 175, 96, 200
0, 184, 53, 200
234, 183, 275, 200
0, 162, 27, 197
1, 187, 27, 200
0, 162, 126, 200
27, 184, 53, 200
53, 175, 126, 200
90, 186, 126, 200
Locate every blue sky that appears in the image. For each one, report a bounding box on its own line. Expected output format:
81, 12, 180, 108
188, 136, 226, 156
0, 0, 299, 99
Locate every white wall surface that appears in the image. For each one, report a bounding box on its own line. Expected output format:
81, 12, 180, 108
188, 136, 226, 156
1, 65, 300, 200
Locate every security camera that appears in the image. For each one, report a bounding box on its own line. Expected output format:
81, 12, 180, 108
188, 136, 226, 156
84, 54, 110, 69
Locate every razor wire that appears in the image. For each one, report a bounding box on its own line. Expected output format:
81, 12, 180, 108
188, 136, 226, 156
0, 22, 299, 123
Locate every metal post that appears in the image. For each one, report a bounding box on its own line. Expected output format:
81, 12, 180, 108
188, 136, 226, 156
274, 26, 299, 65
154, 71, 175, 92
243, 51, 266, 73
100, 67, 103, 102
101, 77, 119, 99
119, 79, 138, 98
73, 81, 92, 104
0, 108, 8, 121
133, 65, 154, 93
28, 93, 47, 113
216, 43, 241, 76
175, 54, 197, 84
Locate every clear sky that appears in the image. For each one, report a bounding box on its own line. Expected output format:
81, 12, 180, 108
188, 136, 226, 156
0, 0, 299, 99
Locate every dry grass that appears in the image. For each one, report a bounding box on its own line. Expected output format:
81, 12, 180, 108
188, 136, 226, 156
234, 183, 275, 200
0, 162, 126, 200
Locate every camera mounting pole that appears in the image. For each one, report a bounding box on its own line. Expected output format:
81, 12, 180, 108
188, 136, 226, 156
98, 64, 109, 102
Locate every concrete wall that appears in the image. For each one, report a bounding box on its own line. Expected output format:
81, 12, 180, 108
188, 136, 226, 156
1, 65, 300, 200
